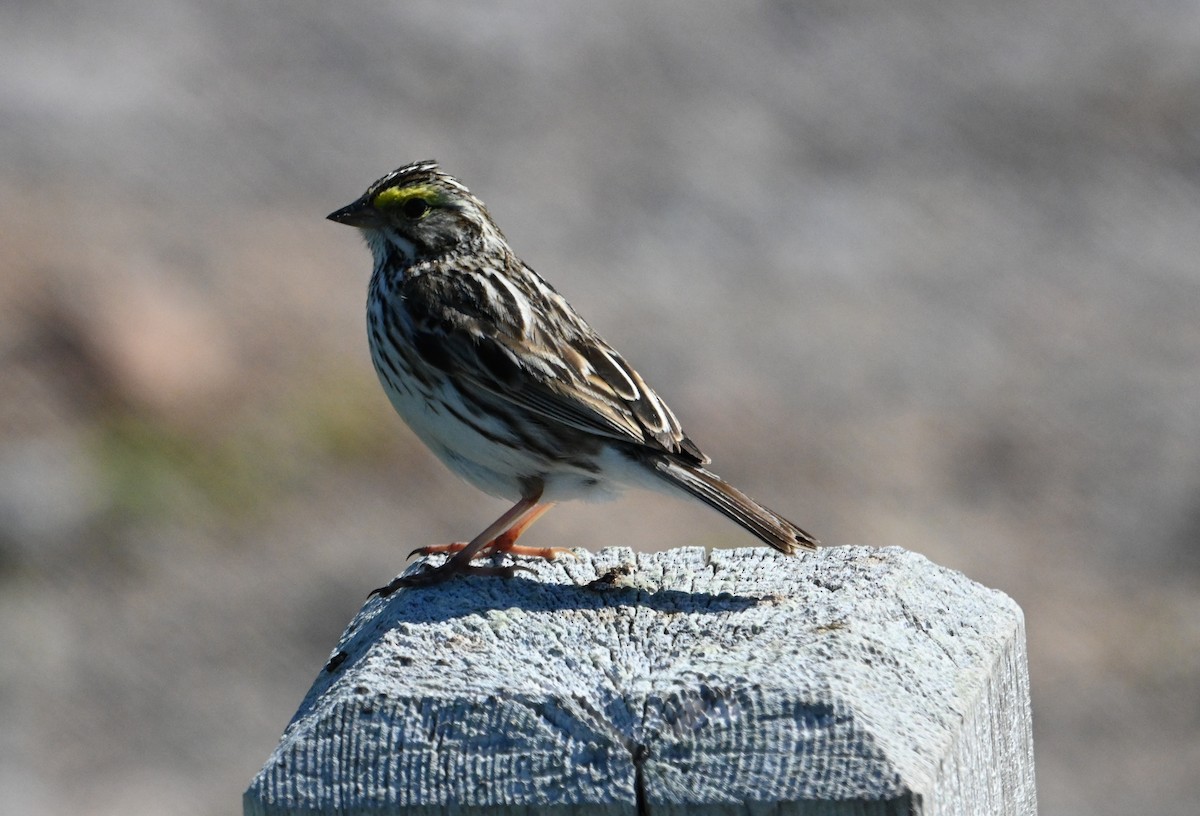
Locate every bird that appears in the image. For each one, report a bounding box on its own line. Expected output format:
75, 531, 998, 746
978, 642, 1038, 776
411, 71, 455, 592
327, 160, 817, 593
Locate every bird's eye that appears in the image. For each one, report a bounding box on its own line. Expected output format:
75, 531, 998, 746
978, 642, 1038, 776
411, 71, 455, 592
402, 198, 430, 218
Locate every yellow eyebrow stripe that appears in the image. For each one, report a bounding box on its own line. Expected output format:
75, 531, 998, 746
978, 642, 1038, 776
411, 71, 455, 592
373, 184, 443, 209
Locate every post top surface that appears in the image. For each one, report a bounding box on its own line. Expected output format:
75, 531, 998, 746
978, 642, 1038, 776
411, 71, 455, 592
247, 546, 1029, 814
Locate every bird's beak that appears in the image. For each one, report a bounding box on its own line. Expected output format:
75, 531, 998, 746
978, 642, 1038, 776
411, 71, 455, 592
327, 196, 381, 228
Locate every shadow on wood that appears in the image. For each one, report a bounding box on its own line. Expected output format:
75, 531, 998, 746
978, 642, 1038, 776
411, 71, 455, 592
244, 546, 1036, 815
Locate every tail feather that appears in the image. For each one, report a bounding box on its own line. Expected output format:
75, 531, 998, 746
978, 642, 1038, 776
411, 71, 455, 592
653, 457, 818, 554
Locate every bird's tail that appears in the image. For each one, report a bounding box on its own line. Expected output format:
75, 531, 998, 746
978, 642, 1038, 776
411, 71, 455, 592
652, 457, 818, 554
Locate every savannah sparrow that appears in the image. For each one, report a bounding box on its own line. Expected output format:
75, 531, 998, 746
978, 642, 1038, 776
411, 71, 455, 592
328, 160, 817, 593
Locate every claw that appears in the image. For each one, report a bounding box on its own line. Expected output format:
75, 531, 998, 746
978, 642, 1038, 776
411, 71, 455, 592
407, 542, 469, 560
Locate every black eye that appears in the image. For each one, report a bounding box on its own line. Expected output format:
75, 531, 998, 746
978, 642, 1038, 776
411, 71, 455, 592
402, 198, 429, 218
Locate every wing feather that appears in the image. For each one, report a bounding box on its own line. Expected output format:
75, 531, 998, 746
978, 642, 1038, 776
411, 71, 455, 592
403, 264, 708, 464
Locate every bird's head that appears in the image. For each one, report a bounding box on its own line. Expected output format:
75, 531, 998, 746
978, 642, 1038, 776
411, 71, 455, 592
328, 160, 501, 264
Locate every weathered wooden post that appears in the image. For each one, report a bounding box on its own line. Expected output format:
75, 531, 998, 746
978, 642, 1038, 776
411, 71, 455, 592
245, 546, 1035, 815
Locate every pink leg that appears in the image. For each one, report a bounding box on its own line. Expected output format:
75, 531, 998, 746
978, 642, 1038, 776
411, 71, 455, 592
408, 503, 570, 561
373, 492, 550, 595
487, 503, 573, 559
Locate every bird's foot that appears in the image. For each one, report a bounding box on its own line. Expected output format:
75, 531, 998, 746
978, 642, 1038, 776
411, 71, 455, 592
408, 541, 575, 561
369, 560, 535, 597
407, 541, 469, 559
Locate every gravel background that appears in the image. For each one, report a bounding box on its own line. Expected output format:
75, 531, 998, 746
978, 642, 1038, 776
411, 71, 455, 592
2, 2, 1198, 814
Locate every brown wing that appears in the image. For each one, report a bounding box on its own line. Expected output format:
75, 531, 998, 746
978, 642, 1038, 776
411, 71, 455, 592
402, 263, 709, 465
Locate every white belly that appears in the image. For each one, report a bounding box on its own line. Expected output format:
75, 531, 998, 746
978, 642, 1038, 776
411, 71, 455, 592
373, 362, 632, 504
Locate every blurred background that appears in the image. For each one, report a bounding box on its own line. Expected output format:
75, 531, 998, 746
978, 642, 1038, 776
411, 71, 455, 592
2, 1, 1198, 813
